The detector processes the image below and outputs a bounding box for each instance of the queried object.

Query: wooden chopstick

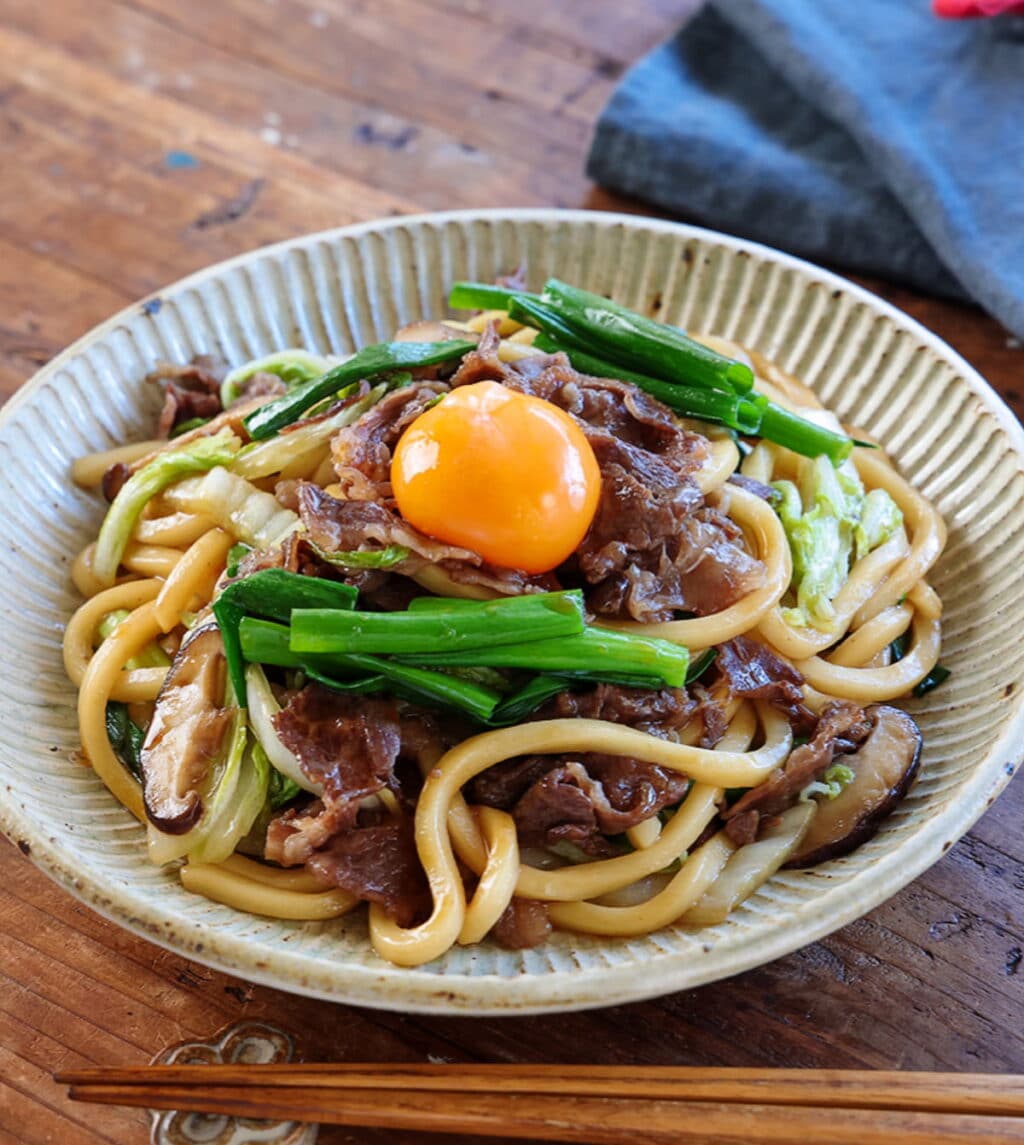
[57,1065,1024,1143]
[56,1064,1024,1116]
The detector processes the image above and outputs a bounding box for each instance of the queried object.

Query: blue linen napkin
[587,0,1024,335]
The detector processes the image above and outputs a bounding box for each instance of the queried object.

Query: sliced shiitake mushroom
[140,622,233,834]
[785,704,922,868]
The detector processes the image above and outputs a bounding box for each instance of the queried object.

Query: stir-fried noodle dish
[65,278,948,965]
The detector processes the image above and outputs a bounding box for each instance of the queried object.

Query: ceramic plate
[2,209,1022,1014]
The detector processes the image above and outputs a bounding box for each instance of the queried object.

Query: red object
[933,0,1024,16]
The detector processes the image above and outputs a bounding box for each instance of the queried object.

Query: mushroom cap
[785,704,922,868]
[140,622,233,834]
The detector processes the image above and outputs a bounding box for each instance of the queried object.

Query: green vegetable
[540,279,754,394]
[889,635,951,696]
[105,701,145,779]
[774,457,902,631]
[757,404,853,466]
[449,278,857,461]
[488,675,570,725]
[244,663,318,794]
[799,762,856,803]
[531,331,766,433]
[230,382,383,481]
[399,626,689,689]
[97,610,171,669]
[855,489,904,560]
[169,416,210,438]
[220,349,333,408]
[310,544,411,570]
[685,648,717,684]
[239,618,501,722]
[913,664,952,697]
[213,569,359,703]
[266,754,303,810]
[448,282,540,311]
[290,590,586,656]
[93,429,240,587]
[243,341,476,440]
[225,542,253,578]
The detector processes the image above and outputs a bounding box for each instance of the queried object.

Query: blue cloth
[587,1,1024,335]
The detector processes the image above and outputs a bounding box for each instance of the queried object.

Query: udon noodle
[64,291,946,967]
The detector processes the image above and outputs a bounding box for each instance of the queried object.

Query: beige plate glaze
[1,209,1022,1015]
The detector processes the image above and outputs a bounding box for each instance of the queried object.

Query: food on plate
[64,277,947,966]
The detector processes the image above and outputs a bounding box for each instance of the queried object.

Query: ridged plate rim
[1,207,1022,1015]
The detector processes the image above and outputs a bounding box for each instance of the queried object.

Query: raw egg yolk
[391,381,601,574]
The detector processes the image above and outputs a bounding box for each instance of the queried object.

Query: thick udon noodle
[64,324,946,966]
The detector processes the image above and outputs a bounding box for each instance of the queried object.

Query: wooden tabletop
[2,2,1023,1142]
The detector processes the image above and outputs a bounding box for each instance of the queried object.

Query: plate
[2,208,1022,1014]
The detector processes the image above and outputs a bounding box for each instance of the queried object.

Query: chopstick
[56,1065,1024,1145]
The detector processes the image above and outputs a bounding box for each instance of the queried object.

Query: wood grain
[0,2,1022,1143]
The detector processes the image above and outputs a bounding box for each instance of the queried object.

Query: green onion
[488,675,569,725]
[238,618,500,721]
[685,648,717,684]
[213,570,359,702]
[243,341,475,440]
[758,404,853,466]
[448,282,538,311]
[237,617,304,669]
[532,331,766,433]
[913,664,951,697]
[888,632,950,697]
[542,278,755,395]
[290,591,586,656]
[451,278,856,462]
[507,295,601,354]
[398,627,689,689]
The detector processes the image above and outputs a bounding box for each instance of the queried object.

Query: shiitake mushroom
[139,623,233,834]
[785,704,922,868]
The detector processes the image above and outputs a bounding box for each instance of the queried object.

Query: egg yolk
[391,381,601,574]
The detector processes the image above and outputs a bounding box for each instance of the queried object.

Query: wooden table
[2,2,1022,1142]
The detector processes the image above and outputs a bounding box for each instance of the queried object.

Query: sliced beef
[470,681,705,854]
[102,462,131,502]
[534,682,714,740]
[722,700,874,845]
[231,370,287,403]
[307,819,430,927]
[690,683,729,749]
[317,335,765,620]
[297,481,476,569]
[148,355,226,438]
[471,749,691,855]
[506,755,690,856]
[438,560,559,597]
[448,321,515,388]
[271,687,401,832]
[714,636,817,735]
[265,797,353,867]
[330,380,449,501]
[498,358,764,622]
[491,898,552,950]
[727,473,778,502]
